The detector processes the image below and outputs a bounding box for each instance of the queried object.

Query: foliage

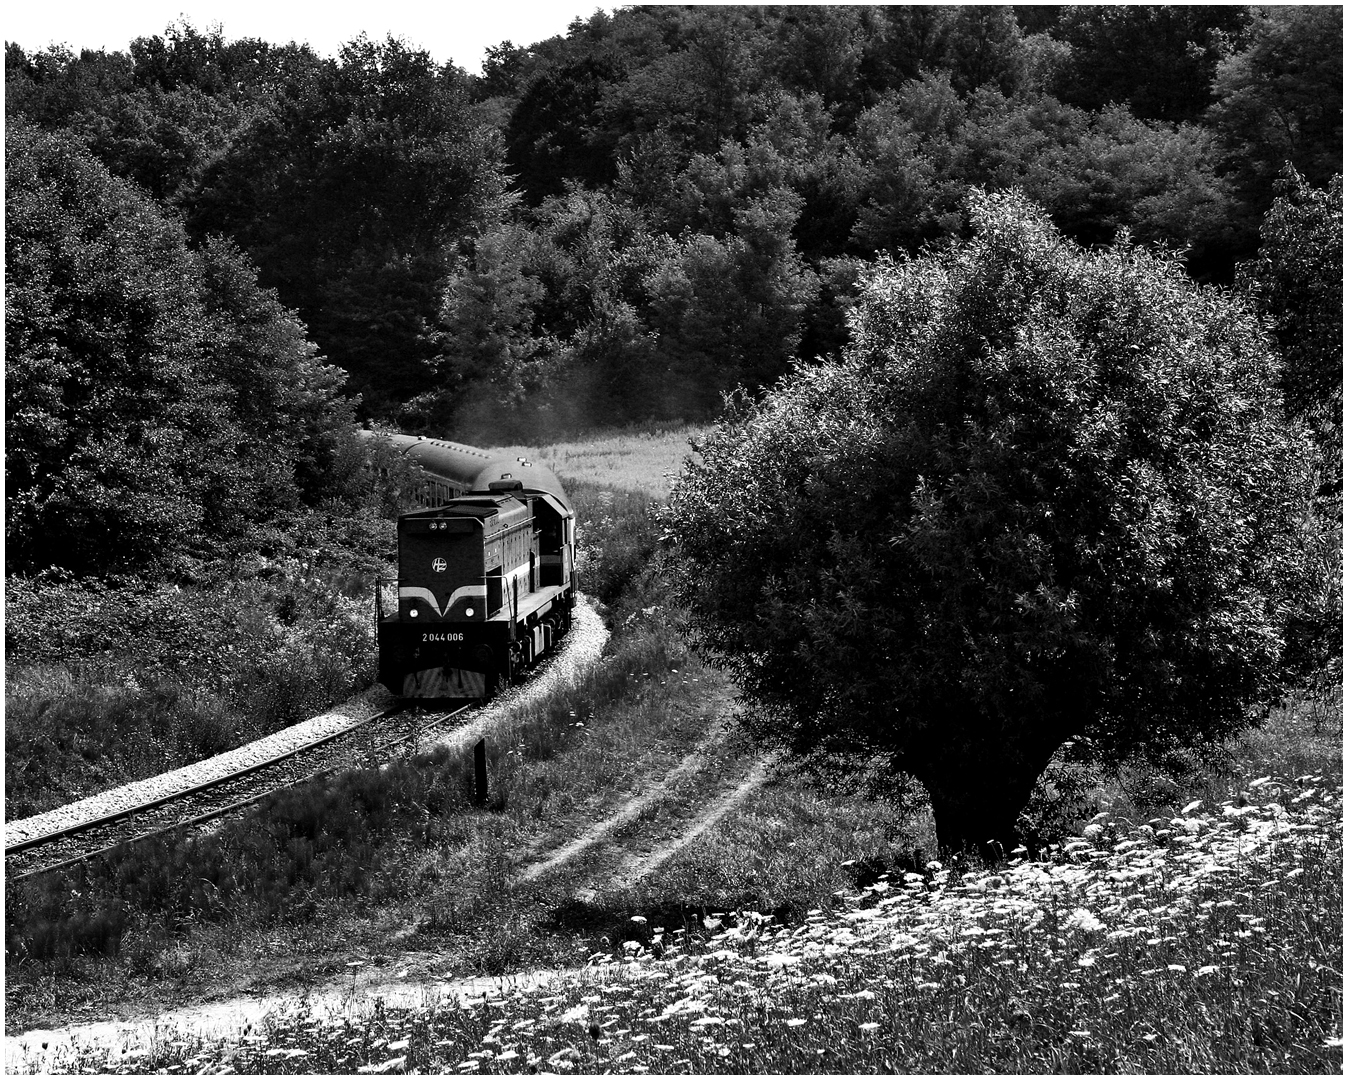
[11,8,1342,428]
[1049,6,1248,123]
[567,483,662,610]
[185,35,510,408]
[3,500,695,962]
[1239,167,1343,702]
[5,26,324,202]
[1208,5,1343,213]
[662,190,1319,853]
[1240,168,1343,444]
[2,433,1339,1071]
[7,119,222,571]
[5,120,357,574]
[848,75,1238,277]
[5,564,380,818]
[420,183,818,435]
[13,762,1342,1073]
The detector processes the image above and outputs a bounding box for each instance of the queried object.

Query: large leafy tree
[6,27,321,204]
[6,121,353,574]
[1208,6,1343,216]
[1241,168,1343,441]
[1240,168,1343,694]
[1051,6,1249,123]
[849,75,1237,276]
[187,35,508,409]
[663,190,1317,854]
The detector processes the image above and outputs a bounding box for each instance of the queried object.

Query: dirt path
[9,736,780,1071]
[591,755,775,894]
[507,697,777,904]
[514,728,724,884]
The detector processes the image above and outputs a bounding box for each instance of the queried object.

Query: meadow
[14,705,1342,1073]
[486,422,703,499]
[4,511,392,820]
[5,424,1341,1074]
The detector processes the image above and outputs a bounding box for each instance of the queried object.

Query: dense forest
[5,4,1343,574]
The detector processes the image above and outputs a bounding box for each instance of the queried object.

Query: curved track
[5,706,474,883]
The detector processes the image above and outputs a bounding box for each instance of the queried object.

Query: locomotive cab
[366,430,577,704]
[398,496,531,624]
[377,488,576,702]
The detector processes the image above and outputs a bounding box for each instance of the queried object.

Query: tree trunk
[922,755,1050,859]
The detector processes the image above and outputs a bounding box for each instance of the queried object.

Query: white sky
[4,0,615,75]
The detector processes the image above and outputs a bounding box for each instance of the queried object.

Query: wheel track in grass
[9,740,780,1072]
[570,754,777,900]
[513,724,778,897]
[515,727,727,884]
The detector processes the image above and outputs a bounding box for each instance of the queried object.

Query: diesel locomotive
[366,432,577,701]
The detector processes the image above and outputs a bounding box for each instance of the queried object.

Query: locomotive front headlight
[409,608,420,618]
[464,606,475,618]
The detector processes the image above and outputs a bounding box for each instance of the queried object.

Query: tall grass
[6,564,381,819]
[3,469,699,996]
[20,761,1339,1074]
[6,427,1340,1073]
[6,465,675,977]
[3,428,680,820]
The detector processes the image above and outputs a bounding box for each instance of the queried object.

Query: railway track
[5,705,475,883]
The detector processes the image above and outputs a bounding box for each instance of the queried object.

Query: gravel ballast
[3,687,391,850]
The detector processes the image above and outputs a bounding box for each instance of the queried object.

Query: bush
[569,482,662,609]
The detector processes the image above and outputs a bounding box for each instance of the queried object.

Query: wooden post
[474,738,488,806]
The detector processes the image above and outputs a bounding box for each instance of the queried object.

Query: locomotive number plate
[421,632,465,642]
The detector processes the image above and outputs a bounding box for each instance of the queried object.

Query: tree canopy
[662,190,1319,853]
[8,8,1341,431]
[5,120,356,575]
[1241,168,1343,447]
[1208,6,1343,216]
[185,35,511,409]
[1239,167,1343,697]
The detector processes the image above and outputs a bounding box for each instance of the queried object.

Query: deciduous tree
[188,35,508,409]
[6,121,354,574]
[1208,6,1343,212]
[1240,168,1342,693]
[663,190,1317,854]
[1241,168,1343,437]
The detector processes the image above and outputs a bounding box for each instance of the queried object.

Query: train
[364,431,578,702]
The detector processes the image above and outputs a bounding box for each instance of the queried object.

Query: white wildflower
[1064,908,1105,933]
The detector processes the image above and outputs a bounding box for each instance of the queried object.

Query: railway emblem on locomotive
[432,557,447,572]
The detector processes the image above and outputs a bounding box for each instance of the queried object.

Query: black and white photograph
[5,2,1342,1072]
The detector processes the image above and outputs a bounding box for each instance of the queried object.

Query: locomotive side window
[485,568,503,614]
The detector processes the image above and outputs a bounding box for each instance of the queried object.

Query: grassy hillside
[5,517,393,820]
[5,424,1342,1074]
